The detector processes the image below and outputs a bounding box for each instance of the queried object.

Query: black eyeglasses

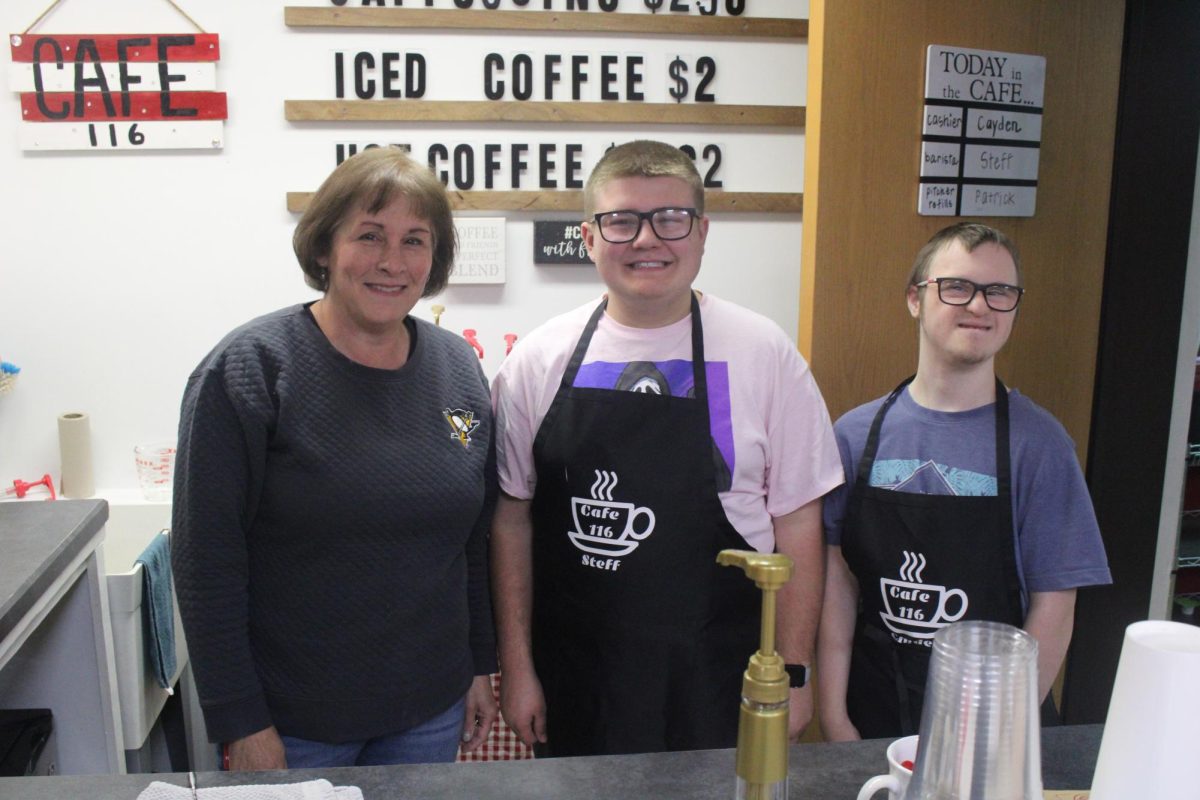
[592,207,698,243]
[914,277,1025,312]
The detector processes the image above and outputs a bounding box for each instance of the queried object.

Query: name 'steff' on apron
[528,295,760,756]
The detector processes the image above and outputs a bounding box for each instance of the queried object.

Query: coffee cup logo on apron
[879,550,969,642]
[568,469,657,568]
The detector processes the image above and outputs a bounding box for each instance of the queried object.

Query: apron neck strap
[857,376,915,486]
[559,298,609,392]
[687,292,707,399]
[559,293,708,401]
[856,375,1012,494]
[993,376,1011,497]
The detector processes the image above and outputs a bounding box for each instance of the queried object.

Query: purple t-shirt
[822,387,1111,597]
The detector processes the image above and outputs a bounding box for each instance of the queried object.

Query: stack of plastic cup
[904,620,1042,800]
[134,441,176,502]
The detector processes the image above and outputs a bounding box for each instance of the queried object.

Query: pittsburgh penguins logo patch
[443,408,480,448]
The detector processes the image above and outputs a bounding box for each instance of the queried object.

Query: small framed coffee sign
[449,217,505,284]
[534,220,593,265]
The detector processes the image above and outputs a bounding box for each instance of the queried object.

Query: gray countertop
[0,503,1107,796]
[0,724,1103,799]
[0,499,108,644]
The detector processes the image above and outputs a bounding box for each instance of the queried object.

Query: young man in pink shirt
[490,140,844,756]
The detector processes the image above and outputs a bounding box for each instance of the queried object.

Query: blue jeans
[279,697,465,767]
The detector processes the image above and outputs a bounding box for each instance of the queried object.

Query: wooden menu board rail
[286,190,802,214]
[285,99,803,127]
[283,7,807,39]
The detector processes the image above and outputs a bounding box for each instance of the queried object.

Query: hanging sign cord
[22,0,65,34]
[162,0,206,33]
[22,0,206,35]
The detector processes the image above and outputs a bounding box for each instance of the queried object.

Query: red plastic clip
[5,473,56,501]
[504,333,518,356]
[463,329,484,360]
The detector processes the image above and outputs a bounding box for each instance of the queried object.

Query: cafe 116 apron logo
[8,33,227,151]
[569,470,656,571]
[880,550,968,643]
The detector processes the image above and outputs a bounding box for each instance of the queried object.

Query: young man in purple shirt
[817,222,1111,740]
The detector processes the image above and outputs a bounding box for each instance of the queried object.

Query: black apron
[529,295,760,756]
[841,376,1026,739]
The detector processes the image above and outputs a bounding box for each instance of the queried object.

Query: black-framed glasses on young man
[914,277,1025,312]
[592,207,698,243]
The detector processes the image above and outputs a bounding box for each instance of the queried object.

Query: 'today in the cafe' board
[8,32,227,151]
[919,44,1045,217]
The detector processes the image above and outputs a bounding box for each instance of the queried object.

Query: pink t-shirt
[493,294,844,552]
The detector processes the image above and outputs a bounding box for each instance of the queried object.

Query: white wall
[0,0,806,494]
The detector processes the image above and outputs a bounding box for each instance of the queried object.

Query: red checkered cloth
[457,673,535,761]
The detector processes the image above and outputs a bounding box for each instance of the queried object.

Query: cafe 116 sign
[8,33,227,151]
[919,45,1045,217]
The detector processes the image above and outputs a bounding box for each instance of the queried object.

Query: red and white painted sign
[8,32,226,151]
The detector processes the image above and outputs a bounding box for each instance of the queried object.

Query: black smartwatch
[784,663,809,688]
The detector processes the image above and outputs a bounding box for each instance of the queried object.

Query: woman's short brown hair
[293,147,457,296]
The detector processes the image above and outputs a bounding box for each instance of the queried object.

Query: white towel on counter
[136,778,363,800]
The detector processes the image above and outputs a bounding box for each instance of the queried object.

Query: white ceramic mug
[857,735,917,800]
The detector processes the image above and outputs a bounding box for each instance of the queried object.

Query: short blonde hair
[293,148,457,296]
[583,140,704,219]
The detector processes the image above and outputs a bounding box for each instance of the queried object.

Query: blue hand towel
[135,530,177,692]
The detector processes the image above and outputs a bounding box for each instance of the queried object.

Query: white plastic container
[101,501,187,750]
[1090,621,1200,800]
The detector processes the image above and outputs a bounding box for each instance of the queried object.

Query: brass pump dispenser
[717,549,794,800]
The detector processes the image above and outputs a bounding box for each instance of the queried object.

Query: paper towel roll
[58,412,95,498]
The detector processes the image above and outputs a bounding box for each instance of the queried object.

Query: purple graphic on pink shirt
[574,360,734,490]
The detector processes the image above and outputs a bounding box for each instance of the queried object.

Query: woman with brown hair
[172,148,497,770]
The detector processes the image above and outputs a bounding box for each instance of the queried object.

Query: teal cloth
[135,530,177,691]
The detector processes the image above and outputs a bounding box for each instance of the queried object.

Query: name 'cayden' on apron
[841,376,1054,740]
[529,295,760,756]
